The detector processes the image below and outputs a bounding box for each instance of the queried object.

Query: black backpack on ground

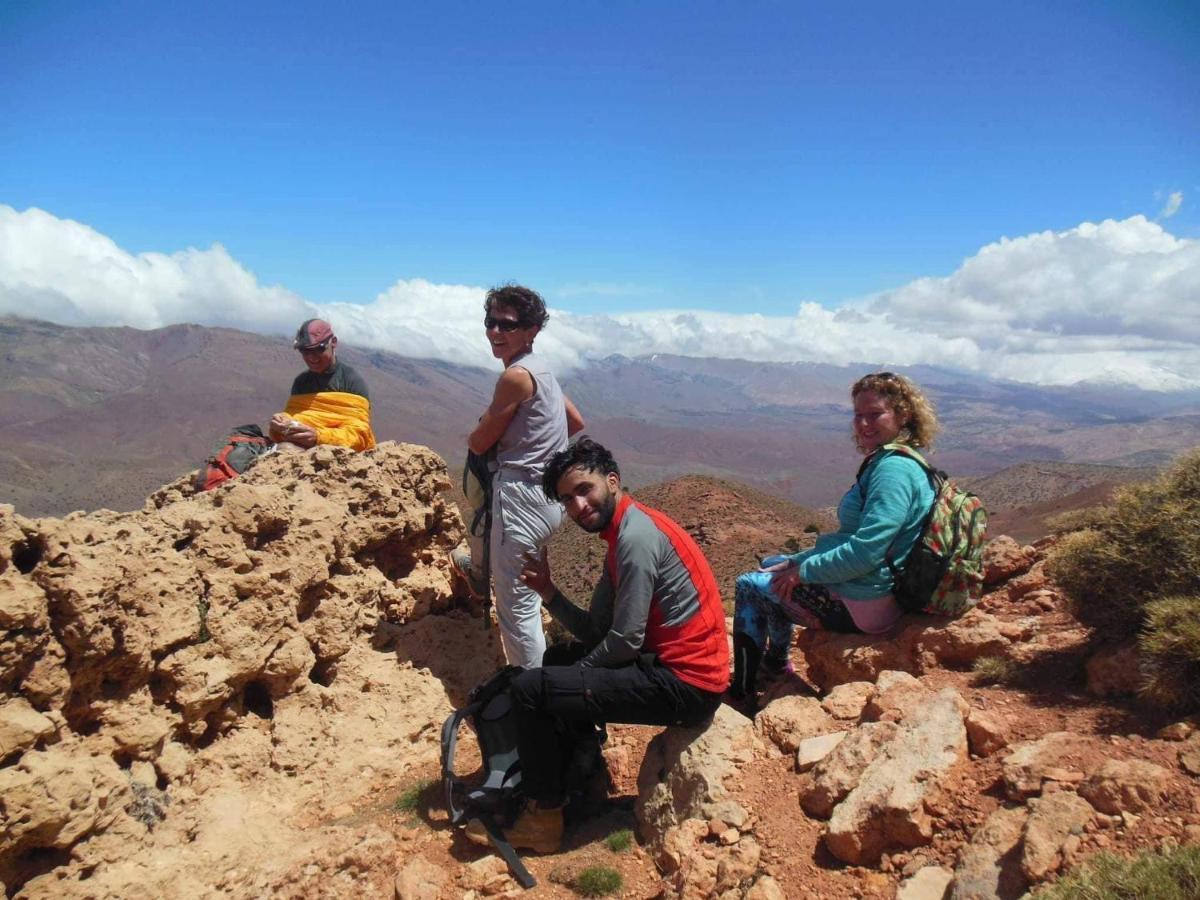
[441,666,535,887]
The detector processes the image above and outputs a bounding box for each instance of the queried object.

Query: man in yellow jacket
[269,318,376,452]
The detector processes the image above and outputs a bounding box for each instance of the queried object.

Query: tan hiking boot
[464,801,564,854]
[450,548,488,599]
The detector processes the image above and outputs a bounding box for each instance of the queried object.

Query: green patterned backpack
[858,444,988,617]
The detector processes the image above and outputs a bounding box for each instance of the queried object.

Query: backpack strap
[441,702,480,826]
[476,815,537,889]
[854,444,942,576]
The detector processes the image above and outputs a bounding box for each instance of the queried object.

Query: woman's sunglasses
[484,316,526,333]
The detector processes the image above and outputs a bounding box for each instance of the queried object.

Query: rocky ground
[2,446,1198,899]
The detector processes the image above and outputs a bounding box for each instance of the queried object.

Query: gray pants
[490,476,563,668]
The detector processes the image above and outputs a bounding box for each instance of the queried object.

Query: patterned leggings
[732,570,861,663]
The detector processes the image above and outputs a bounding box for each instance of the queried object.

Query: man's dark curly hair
[541,437,620,501]
[485,283,550,329]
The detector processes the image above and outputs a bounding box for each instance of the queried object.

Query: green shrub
[1138,595,1200,710]
[1036,845,1200,899]
[575,866,622,897]
[1047,449,1200,630]
[972,656,1019,686]
[605,828,633,852]
[1044,505,1110,535]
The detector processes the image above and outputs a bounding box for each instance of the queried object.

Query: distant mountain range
[2,317,1196,518]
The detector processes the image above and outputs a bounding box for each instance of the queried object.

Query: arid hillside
[4,317,1197,518]
[5,443,1200,899]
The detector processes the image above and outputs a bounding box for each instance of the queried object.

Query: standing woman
[453,285,585,668]
[729,372,938,708]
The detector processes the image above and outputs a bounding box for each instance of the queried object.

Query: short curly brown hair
[485,284,550,330]
[851,372,940,452]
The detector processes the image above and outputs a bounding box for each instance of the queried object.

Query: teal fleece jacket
[791,449,936,601]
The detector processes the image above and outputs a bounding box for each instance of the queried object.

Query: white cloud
[1,204,1198,391]
[1160,190,1183,219]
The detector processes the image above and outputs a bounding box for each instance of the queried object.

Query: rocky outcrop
[797,609,1028,691]
[0,443,483,894]
[983,536,1038,586]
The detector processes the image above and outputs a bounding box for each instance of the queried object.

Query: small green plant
[197,597,211,642]
[803,523,821,534]
[972,656,1019,686]
[784,535,801,552]
[392,778,435,817]
[1036,845,1200,899]
[575,866,622,897]
[604,828,633,852]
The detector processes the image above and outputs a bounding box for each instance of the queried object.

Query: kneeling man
[269,318,376,451]
[471,438,729,853]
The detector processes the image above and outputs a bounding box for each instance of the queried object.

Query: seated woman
[729,372,939,708]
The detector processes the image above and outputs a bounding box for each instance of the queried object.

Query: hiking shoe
[450,548,488,599]
[465,801,564,854]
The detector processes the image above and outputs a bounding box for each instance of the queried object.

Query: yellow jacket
[281,391,376,452]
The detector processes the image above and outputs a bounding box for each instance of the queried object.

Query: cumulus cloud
[1159,190,1183,219]
[1,204,1198,390]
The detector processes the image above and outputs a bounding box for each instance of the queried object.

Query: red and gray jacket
[546,494,730,693]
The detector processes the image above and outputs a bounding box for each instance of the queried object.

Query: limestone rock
[1078,759,1172,814]
[394,856,447,900]
[461,855,515,894]
[0,443,471,886]
[1005,563,1049,602]
[0,697,55,759]
[914,611,1013,669]
[756,695,839,753]
[824,688,968,864]
[1021,791,1095,881]
[1179,733,1200,776]
[0,747,130,870]
[965,708,1009,757]
[1001,732,1090,800]
[796,732,848,773]
[862,670,951,723]
[801,721,898,819]
[1085,643,1142,698]
[796,627,919,691]
[898,865,954,900]
[950,806,1029,900]
[635,704,756,852]
[744,874,786,900]
[983,536,1038,586]
[821,681,874,720]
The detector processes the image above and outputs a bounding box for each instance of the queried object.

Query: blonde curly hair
[851,372,940,453]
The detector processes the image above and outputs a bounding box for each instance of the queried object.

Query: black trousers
[509,642,723,805]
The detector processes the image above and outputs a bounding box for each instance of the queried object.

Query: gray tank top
[496,351,568,475]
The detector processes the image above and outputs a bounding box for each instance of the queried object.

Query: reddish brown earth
[6,440,1200,899]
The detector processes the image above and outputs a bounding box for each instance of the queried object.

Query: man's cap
[293,318,335,350]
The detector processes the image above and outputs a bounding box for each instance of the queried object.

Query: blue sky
[2,1,1196,312]
[1,2,1198,389]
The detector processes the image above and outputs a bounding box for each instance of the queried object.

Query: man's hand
[520,548,556,601]
[268,413,291,442]
[286,423,318,448]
